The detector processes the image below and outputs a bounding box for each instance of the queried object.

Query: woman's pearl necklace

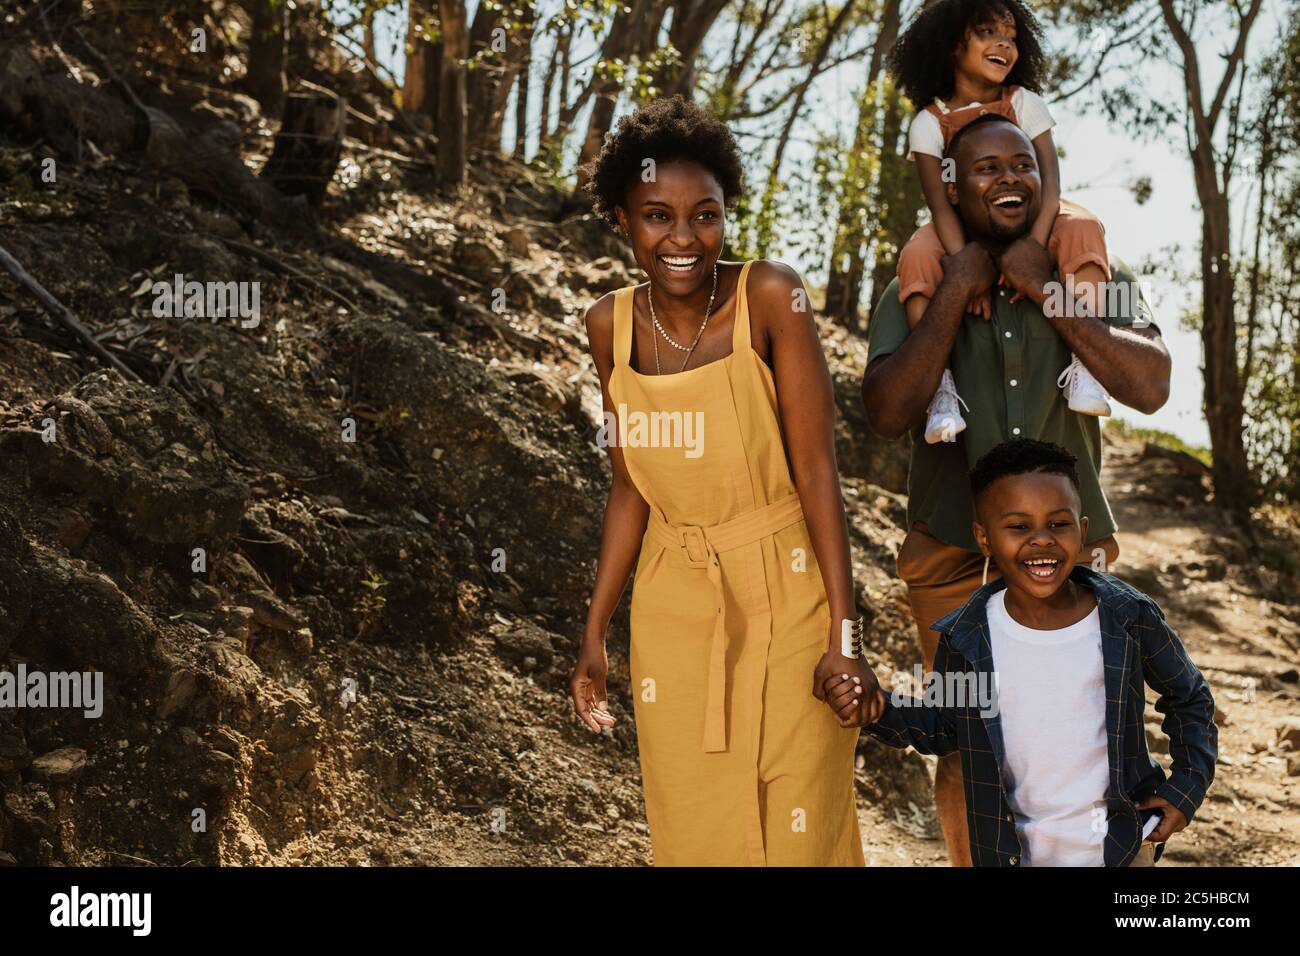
[649,262,718,375]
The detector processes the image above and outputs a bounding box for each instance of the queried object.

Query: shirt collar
[933,564,1143,659]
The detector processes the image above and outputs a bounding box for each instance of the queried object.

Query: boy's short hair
[969,439,1081,499]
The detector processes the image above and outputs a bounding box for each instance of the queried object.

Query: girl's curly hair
[580,95,745,232]
[888,0,1048,110]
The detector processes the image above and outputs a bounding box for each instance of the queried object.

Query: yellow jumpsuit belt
[645,493,807,753]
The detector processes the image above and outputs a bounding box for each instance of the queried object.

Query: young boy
[827,439,1217,866]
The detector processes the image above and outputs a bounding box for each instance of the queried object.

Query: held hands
[812,640,885,728]
[822,669,887,727]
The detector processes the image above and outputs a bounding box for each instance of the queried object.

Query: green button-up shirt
[866,257,1156,553]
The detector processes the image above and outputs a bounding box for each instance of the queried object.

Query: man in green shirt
[861,115,1172,866]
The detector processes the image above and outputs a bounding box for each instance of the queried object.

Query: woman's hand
[823,670,887,727]
[570,634,617,734]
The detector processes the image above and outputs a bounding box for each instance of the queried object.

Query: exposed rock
[29,747,87,785]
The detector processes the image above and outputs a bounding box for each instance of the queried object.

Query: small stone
[29,746,87,784]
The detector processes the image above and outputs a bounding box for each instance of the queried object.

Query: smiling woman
[567,96,874,866]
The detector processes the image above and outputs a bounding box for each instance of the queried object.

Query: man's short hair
[943,112,1023,164]
[969,439,1081,499]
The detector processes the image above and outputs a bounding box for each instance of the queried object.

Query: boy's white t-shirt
[986,588,1109,867]
[906,87,1056,161]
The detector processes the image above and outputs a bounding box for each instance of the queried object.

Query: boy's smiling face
[973,470,1089,599]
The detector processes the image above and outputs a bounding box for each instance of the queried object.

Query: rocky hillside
[0,11,1295,866]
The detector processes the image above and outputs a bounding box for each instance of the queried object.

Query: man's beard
[984,207,1033,243]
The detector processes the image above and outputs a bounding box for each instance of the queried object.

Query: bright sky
[359,0,1290,449]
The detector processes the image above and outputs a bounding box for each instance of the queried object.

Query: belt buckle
[675,526,711,568]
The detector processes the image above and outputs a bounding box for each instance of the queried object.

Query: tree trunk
[866,86,919,314]
[514,17,535,160]
[826,0,900,326]
[716,0,779,119]
[262,82,345,205]
[574,0,654,189]
[362,5,377,65]
[1158,0,1261,515]
[537,17,572,165]
[436,0,470,187]
[655,0,728,98]
[756,0,858,255]
[401,0,439,120]
[1198,176,1251,513]
[466,1,503,145]
[480,6,540,150]
[245,0,288,118]
[539,26,559,143]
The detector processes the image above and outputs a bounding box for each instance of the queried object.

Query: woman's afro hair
[888,0,1048,110]
[580,95,745,232]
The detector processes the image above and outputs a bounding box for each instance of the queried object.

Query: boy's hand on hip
[1136,795,1188,843]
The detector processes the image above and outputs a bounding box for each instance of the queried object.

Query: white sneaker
[924,368,969,444]
[1057,353,1111,416]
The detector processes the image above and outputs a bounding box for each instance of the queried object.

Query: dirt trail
[857,431,1300,868]
[1103,435,1300,865]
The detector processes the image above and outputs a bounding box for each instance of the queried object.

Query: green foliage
[1105,417,1211,466]
[1239,5,1300,502]
[1130,175,1153,205]
[357,570,388,615]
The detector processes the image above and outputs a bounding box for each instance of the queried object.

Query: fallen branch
[0,242,142,381]
[214,237,362,313]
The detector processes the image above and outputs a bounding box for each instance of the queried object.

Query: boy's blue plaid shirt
[866,565,1217,866]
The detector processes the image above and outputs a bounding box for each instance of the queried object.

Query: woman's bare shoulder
[744,259,808,321]
[585,289,617,325]
[745,258,803,291]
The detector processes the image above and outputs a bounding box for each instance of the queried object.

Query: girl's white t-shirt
[906,87,1056,161]
[986,588,1108,867]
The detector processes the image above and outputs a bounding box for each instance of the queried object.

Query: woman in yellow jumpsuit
[570,97,881,866]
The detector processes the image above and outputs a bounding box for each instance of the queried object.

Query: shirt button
[1009,856,1019,866]
[1012,427,1021,436]
[1009,379,1018,387]
[1004,331,1012,338]
[1007,814,1014,823]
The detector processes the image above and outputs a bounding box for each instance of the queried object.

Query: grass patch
[1105,417,1212,466]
